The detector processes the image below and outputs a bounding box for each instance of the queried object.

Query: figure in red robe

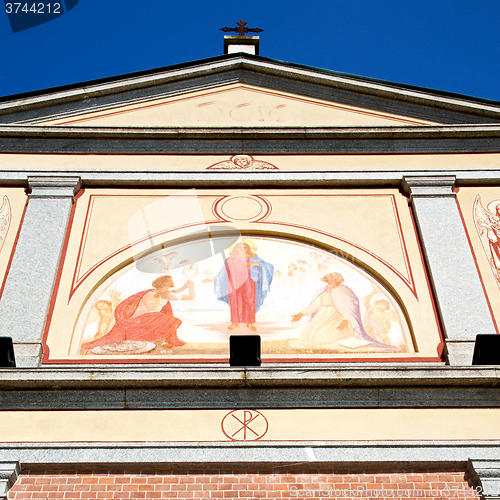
[81,275,195,350]
[205,240,273,331]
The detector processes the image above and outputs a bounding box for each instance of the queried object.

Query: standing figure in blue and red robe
[211,240,273,331]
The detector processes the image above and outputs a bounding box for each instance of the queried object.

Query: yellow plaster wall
[1,408,499,442]
[40,84,438,127]
[1,153,500,172]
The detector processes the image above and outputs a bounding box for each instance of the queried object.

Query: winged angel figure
[0,196,11,253]
[473,195,500,282]
[206,155,278,170]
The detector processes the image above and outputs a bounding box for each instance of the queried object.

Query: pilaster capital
[467,459,500,500]
[402,175,456,199]
[0,462,20,499]
[28,176,81,201]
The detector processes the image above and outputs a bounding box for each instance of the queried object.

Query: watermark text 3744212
[3,0,79,32]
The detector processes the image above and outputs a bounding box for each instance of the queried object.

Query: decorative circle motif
[219,196,264,221]
[221,410,269,441]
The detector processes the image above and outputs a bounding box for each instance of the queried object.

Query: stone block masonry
[7,469,477,499]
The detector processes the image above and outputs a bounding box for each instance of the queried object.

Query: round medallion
[221,409,269,441]
[219,196,264,221]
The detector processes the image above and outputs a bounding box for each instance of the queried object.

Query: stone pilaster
[468,460,500,500]
[402,175,496,365]
[0,176,81,367]
[0,462,19,500]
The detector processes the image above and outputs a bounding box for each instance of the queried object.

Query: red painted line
[0,191,28,300]
[41,188,85,364]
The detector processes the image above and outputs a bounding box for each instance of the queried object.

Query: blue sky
[1,0,500,101]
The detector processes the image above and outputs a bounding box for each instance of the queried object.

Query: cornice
[0,170,500,189]
[2,124,500,138]
[0,365,498,390]
[0,365,500,410]
[0,125,500,155]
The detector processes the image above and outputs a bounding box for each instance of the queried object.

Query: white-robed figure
[291,272,390,348]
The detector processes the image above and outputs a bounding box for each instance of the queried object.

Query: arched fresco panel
[70,236,413,362]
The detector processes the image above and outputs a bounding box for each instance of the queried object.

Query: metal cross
[220,20,263,37]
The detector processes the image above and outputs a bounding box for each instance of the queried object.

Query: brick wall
[8,469,477,499]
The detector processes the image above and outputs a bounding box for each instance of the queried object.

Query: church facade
[0,38,500,499]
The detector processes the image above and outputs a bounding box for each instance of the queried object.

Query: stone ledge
[3,124,500,139]
[0,364,498,390]
[0,441,499,469]
[1,385,500,410]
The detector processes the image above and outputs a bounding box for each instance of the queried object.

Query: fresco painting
[0,196,12,253]
[73,237,412,360]
[206,155,279,170]
[474,195,500,285]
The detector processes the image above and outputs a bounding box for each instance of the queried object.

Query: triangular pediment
[2,54,499,128]
[40,84,438,128]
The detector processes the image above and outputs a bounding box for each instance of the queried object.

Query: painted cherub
[287,263,298,277]
[93,288,123,340]
[94,300,114,340]
[363,286,398,345]
[154,251,178,272]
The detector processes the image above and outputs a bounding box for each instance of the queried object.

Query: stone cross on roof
[220,20,263,37]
